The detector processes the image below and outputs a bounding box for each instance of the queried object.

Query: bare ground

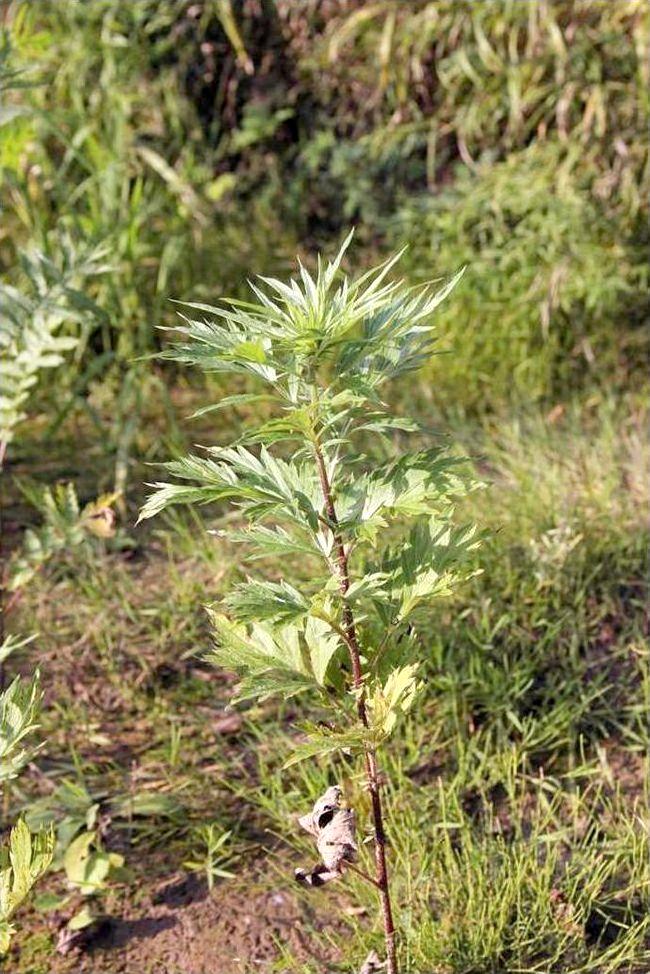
[44,873,343,974]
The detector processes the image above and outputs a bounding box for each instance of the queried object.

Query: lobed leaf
[224,579,311,625]
[206,610,342,703]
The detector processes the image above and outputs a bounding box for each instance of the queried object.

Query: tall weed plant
[140,236,479,971]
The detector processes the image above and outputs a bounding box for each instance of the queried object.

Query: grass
[5,391,648,973]
[391,142,649,410]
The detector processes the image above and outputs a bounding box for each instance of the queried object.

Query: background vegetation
[0,2,648,972]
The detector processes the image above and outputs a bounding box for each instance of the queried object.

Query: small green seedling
[139,233,480,971]
[183,825,234,891]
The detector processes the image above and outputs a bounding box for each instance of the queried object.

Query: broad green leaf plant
[139,233,480,972]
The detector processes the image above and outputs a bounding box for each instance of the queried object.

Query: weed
[139,235,480,971]
[182,824,234,891]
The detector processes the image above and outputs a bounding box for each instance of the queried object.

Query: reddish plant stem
[313,441,398,974]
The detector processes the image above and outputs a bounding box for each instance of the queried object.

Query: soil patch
[47,872,343,974]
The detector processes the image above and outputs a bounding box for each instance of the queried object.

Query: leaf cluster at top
[158,231,464,407]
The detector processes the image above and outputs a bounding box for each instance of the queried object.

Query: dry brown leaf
[359,949,386,973]
[295,785,357,887]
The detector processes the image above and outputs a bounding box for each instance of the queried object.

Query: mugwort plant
[139,234,480,971]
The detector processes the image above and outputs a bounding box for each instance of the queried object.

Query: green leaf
[206,609,343,703]
[62,830,121,895]
[344,572,390,604]
[364,664,422,740]
[190,393,274,418]
[0,921,13,956]
[137,482,223,522]
[282,723,367,769]
[224,524,320,560]
[0,673,43,783]
[376,518,481,623]
[206,611,318,703]
[33,892,68,913]
[354,412,422,435]
[336,450,474,538]
[67,904,95,931]
[207,612,305,673]
[224,579,311,624]
[139,446,320,530]
[335,267,465,384]
[63,831,95,887]
[304,615,341,685]
[234,669,317,703]
[113,792,183,819]
[7,819,32,906]
[0,633,37,666]
[0,820,54,931]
